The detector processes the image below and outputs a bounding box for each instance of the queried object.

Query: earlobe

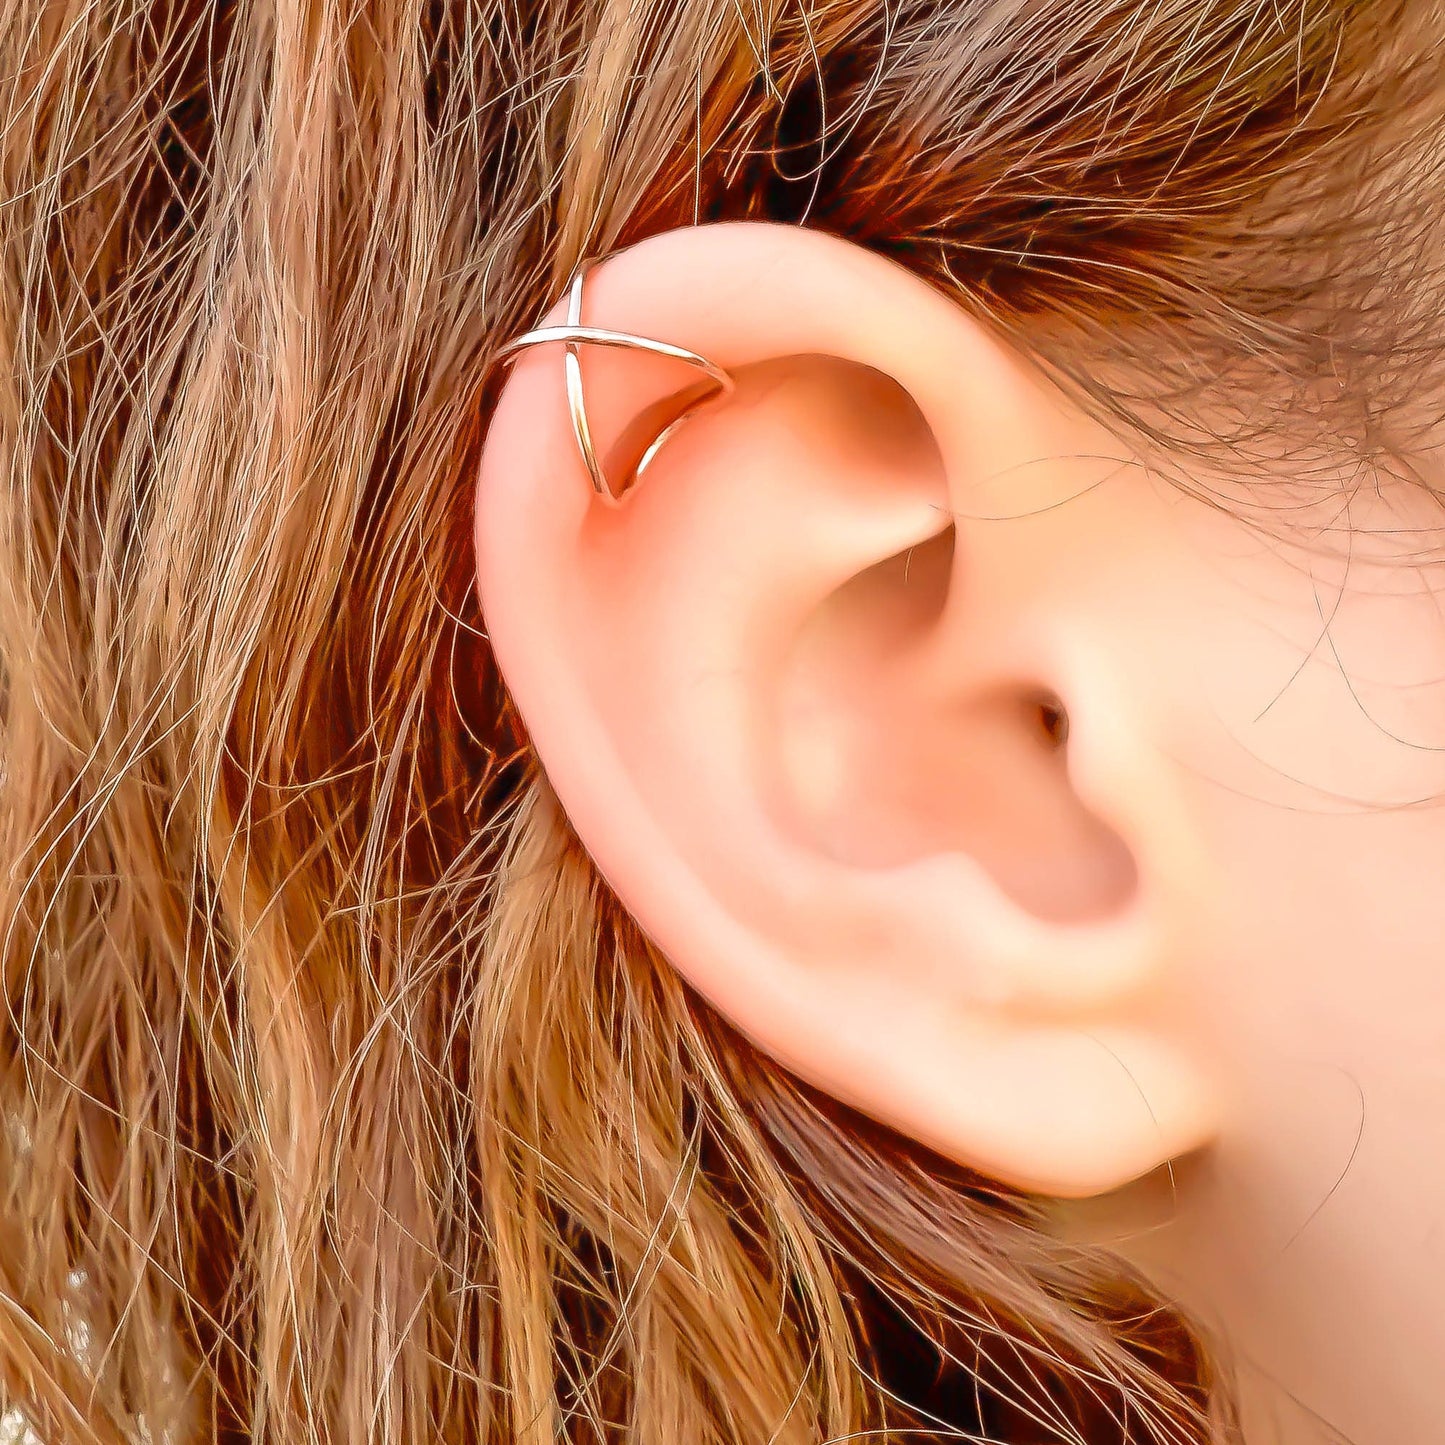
[474,221,1220,1199]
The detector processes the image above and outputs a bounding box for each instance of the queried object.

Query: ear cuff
[492,254,737,505]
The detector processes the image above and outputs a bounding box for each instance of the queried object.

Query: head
[2,1,1443,1443]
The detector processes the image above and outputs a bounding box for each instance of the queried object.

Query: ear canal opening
[776,521,1139,927]
[1035,689,1070,750]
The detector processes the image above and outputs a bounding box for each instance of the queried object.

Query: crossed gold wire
[492,256,737,505]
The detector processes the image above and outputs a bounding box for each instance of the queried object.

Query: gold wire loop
[492,256,737,505]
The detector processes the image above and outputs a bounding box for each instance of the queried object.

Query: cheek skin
[1158,789,1445,1445]
[1045,466,1445,1445]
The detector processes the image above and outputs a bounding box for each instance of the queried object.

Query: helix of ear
[491,256,737,506]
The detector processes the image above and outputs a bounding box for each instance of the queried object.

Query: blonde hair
[2,0,1440,1441]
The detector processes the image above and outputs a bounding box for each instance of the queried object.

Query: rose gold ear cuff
[492,255,737,505]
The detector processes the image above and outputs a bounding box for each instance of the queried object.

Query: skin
[475,220,1445,1444]
[1052,461,1445,1445]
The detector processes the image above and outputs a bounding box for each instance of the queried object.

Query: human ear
[473,221,1219,1199]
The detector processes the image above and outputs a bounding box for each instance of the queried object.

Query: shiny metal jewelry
[492,255,737,505]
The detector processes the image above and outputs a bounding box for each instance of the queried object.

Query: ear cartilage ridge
[492,255,737,505]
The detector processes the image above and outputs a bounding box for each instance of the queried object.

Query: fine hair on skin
[2,1,1442,1442]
